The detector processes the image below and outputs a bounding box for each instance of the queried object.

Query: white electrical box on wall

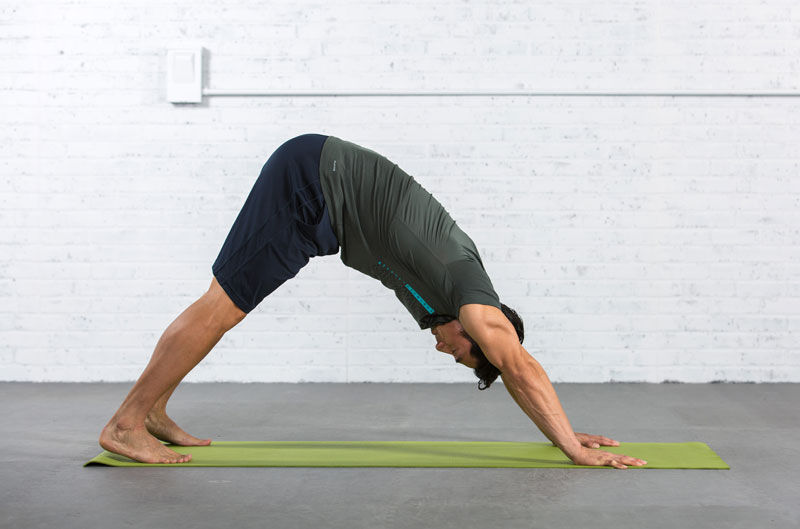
[166,47,204,103]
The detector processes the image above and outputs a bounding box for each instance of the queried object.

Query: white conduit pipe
[202,89,800,97]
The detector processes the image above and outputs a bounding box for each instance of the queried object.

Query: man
[99,134,646,469]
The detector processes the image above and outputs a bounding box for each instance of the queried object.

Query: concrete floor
[0,382,798,529]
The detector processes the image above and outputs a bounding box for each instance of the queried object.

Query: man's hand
[568,446,647,469]
[574,432,620,449]
[568,432,647,469]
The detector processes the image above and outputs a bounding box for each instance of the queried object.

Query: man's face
[431,320,478,369]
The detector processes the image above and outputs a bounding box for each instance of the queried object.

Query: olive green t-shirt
[318,136,500,329]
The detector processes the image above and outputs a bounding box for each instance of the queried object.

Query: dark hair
[462,304,525,391]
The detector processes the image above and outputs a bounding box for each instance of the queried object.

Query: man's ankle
[107,416,141,431]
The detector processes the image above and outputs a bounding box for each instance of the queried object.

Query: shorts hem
[212,270,254,314]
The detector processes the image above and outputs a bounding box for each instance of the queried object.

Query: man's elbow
[493,345,539,381]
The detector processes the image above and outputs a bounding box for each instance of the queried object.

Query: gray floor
[1,382,798,529]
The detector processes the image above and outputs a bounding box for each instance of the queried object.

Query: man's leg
[99,277,246,464]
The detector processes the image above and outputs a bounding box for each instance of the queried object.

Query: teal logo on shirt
[377,260,434,314]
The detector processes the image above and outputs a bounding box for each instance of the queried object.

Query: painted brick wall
[2,1,799,382]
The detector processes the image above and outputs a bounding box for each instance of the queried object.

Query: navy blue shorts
[212,134,339,313]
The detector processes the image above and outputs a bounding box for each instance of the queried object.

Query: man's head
[430,304,525,390]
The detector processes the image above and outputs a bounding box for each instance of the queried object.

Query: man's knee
[205,277,247,332]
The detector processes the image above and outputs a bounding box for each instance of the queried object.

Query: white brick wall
[2,0,799,382]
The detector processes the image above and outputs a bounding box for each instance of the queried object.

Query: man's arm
[459,303,647,469]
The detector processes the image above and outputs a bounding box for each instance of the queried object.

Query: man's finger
[623,456,647,466]
[584,434,619,447]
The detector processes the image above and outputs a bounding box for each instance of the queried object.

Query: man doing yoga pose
[99,134,646,469]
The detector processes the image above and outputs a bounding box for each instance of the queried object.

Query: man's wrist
[559,439,584,459]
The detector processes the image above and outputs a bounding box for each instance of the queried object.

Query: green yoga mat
[85,441,728,469]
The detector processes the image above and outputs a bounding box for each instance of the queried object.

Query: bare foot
[145,411,212,447]
[99,419,192,464]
